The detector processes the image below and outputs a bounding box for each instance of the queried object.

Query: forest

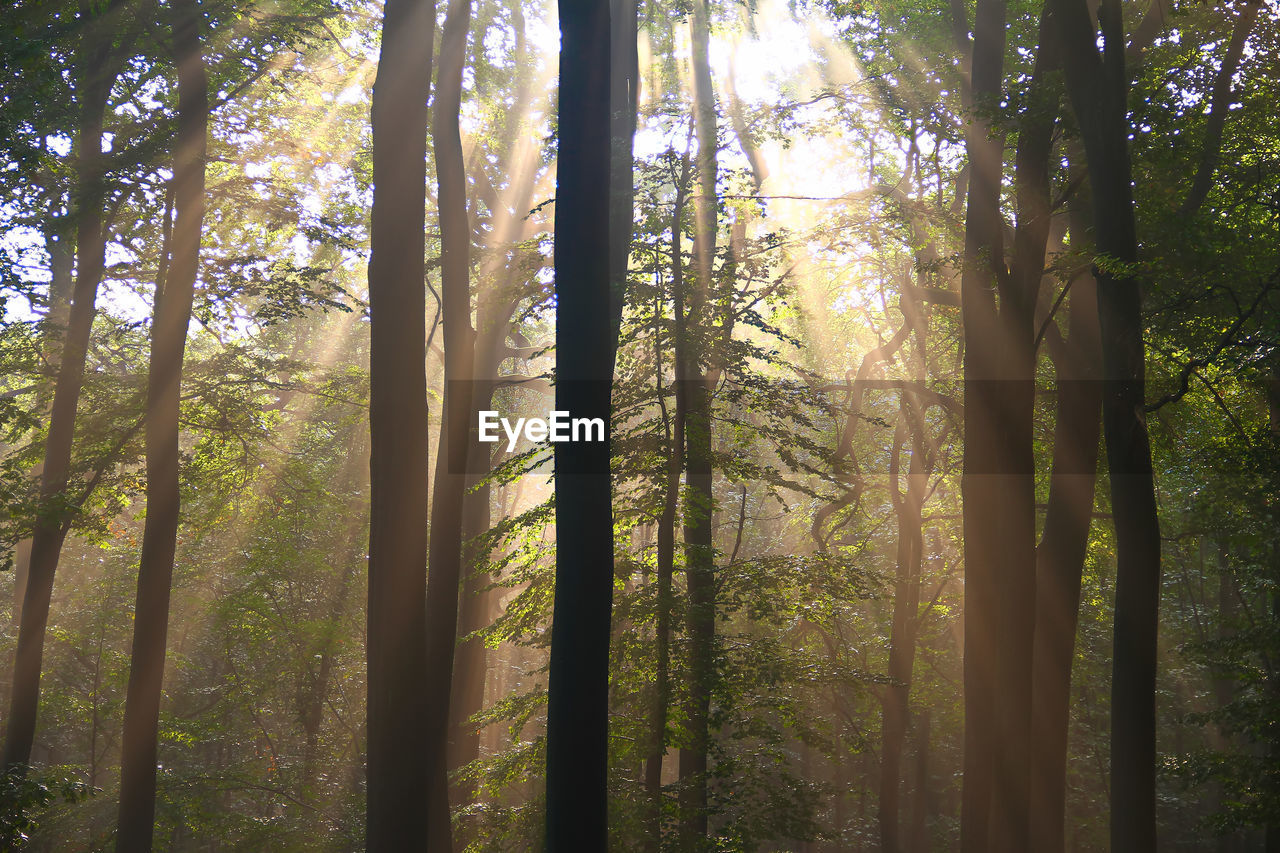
[0,0,1278,849]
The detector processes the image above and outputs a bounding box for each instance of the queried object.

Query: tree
[956,0,1014,843]
[544,0,613,844]
[958,0,1072,846]
[3,0,140,778]
[114,0,208,847]
[1052,0,1164,846]
[677,0,719,842]
[1028,168,1102,853]
[365,0,434,846]
[424,0,474,845]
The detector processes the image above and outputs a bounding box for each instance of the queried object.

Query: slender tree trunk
[1263,368,1280,851]
[425,0,476,846]
[1028,176,1103,853]
[44,218,76,333]
[879,257,932,853]
[957,0,1009,845]
[608,0,640,347]
[446,352,502,848]
[961,1,1064,846]
[447,52,547,817]
[448,414,490,807]
[113,3,207,848]
[1053,0,1163,847]
[2,8,121,776]
[11,220,76,628]
[678,0,719,842]
[366,0,434,846]
[909,708,931,853]
[879,397,927,853]
[447,158,543,829]
[303,439,368,786]
[1179,0,1261,217]
[645,164,691,844]
[994,8,1066,849]
[545,0,613,843]
[1209,543,1245,853]
[984,7,1064,848]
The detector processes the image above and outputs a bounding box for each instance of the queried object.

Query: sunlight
[0,0,1269,847]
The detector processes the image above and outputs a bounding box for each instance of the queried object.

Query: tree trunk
[303,439,368,786]
[879,396,927,853]
[3,9,121,776]
[677,0,719,843]
[447,118,545,833]
[365,0,434,846]
[447,37,550,820]
[11,218,76,628]
[645,159,691,845]
[608,0,640,348]
[909,708,932,853]
[1264,369,1280,851]
[961,1,1064,846]
[1179,0,1261,217]
[1028,173,1102,853]
[1052,0,1163,847]
[957,0,1009,845]
[425,0,476,846]
[448,417,490,811]
[114,2,207,848]
[544,0,614,844]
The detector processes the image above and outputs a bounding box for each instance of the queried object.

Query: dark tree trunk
[1052,0,1163,847]
[991,5,1065,847]
[985,7,1064,848]
[7,0,85,634]
[447,39,548,819]
[425,0,475,847]
[879,396,928,853]
[304,439,368,786]
[114,2,207,848]
[445,339,505,853]
[957,0,1009,846]
[3,9,121,776]
[909,708,932,853]
[645,163,690,846]
[366,0,433,846]
[961,1,1064,846]
[448,410,491,811]
[880,263,933,853]
[447,118,545,828]
[10,215,78,628]
[1264,368,1280,851]
[608,0,639,348]
[545,0,613,843]
[677,0,718,842]
[1028,175,1103,853]
[1179,0,1260,217]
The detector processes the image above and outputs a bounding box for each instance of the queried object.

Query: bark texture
[1180,0,1260,217]
[3,5,122,776]
[677,0,719,841]
[366,0,433,846]
[544,0,614,843]
[1052,0,1164,847]
[114,1,207,847]
[1028,179,1102,853]
[957,0,1011,845]
[424,0,475,846]
[645,157,690,845]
